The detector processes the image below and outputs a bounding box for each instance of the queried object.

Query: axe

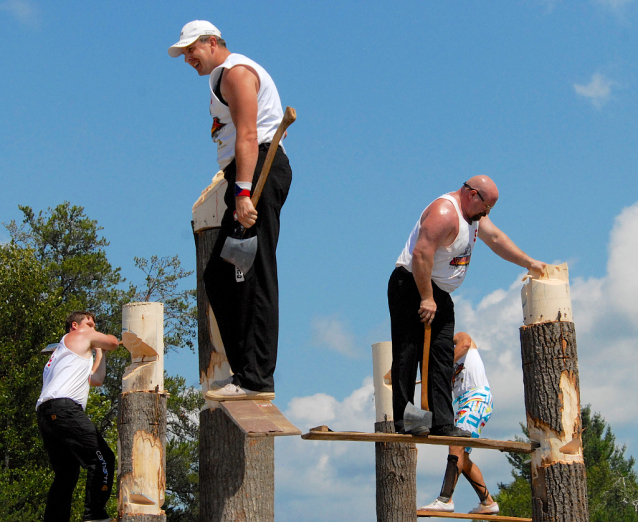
[220,106,297,274]
[403,323,433,435]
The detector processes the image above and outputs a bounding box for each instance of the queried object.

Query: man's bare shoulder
[64,330,92,358]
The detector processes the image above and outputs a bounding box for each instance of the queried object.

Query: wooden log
[375,420,417,522]
[302,429,538,454]
[200,407,274,521]
[122,302,164,393]
[520,321,589,521]
[117,391,167,520]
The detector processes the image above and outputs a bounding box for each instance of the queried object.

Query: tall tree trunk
[118,392,167,522]
[520,321,589,522]
[375,420,417,522]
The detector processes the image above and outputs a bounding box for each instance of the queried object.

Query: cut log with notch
[519,264,589,521]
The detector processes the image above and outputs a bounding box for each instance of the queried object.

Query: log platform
[221,400,301,437]
[301,427,538,454]
[416,511,531,521]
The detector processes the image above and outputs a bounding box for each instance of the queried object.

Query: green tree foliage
[495,406,638,521]
[0,203,200,521]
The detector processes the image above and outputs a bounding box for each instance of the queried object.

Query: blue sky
[2,0,638,519]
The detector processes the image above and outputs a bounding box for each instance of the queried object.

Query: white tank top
[452,348,489,398]
[209,53,285,170]
[396,194,479,293]
[36,335,93,410]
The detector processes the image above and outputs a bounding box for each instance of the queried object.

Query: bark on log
[118,391,167,520]
[375,420,417,522]
[200,407,275,522]
[520,321,589,522]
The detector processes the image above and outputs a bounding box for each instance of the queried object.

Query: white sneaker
[205,383,275,401]
[418,499,454,512]
[469,501,499,514]
[210,376,234,390]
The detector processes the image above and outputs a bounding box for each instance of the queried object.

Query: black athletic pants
[204,143,292,393]
[388,267,456,431]
[36,398,115,522]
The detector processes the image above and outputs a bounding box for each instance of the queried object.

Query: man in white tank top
[169,21,292,400]
[420,332,499,515]
[36,311,119,522]
[389,176,545,437]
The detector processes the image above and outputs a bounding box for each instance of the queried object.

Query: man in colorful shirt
[419,332,499,515]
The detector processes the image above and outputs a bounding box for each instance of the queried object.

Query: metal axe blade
[220,235,258,275]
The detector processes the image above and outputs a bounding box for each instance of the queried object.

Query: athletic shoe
[407,425,430,436]
[418,499,455,512]
[210,376,234,390]
[205,383,275,401]
[469,501,499,514]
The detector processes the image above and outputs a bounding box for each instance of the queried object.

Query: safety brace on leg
[438,454,460,502]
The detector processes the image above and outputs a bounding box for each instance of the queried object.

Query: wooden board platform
[221,400,301,437]
[301,428,537,454]
[417,511,531,521]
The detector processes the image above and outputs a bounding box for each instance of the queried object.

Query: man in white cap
[169,21,292,401]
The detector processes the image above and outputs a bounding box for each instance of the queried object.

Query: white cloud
[574,73,616,109]
[311,315,359,357]
[275,202,638,520]
[594,0,634,10]
[0,0,42,29]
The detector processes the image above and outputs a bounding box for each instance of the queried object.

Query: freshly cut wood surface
[221,400,301,437]
[302,430,537,454]
[417,511,531,521]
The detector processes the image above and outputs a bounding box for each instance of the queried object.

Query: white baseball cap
[168,20,222,57]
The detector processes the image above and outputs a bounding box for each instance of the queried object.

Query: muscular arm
[412,201,459,324]
[89,348,106,387]
[453,332,473,363]
[478,216,546,277]
[222,65,261,228]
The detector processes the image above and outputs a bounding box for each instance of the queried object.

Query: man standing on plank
[36,311,118,522]
[169,21,292,401]
[420,332,499,515]
[389,176,545,436]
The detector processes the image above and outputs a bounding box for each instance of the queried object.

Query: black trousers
[36,398,115,522]
[204,144,292,392]
[388,267,456,430]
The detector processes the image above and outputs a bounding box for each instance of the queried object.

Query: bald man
[389,177,545,436]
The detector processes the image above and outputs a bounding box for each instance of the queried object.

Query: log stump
[375,420,417,522]
[118,391,167,521]
[520,321,589,522]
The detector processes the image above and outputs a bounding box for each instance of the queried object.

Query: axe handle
[251,106,297,206]
[421,324,431,411]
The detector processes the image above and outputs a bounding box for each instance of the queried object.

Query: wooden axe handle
[251,106,296,206]
[421,324,431,411]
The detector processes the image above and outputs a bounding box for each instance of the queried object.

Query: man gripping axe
[169,20,294,401]
[388,176,545,435]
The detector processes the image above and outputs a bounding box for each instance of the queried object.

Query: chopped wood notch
[417,511,531,521]
[221,400,301,437]
[302,429,538,454]
[122,331,159,359]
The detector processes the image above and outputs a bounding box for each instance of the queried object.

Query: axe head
[220,236,258,274]
[403,402,432,435]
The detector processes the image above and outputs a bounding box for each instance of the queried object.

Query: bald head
[460,176,498,221]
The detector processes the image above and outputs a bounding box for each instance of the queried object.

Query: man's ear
[70,321,80,331]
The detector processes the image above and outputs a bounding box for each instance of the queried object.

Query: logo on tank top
[211,117,226,143]
[449,245,472,268]
[452,362,465,387]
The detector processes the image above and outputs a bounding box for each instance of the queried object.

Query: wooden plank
[301,430,537,454]
[221,400,301,437]
[417,511,531,521]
